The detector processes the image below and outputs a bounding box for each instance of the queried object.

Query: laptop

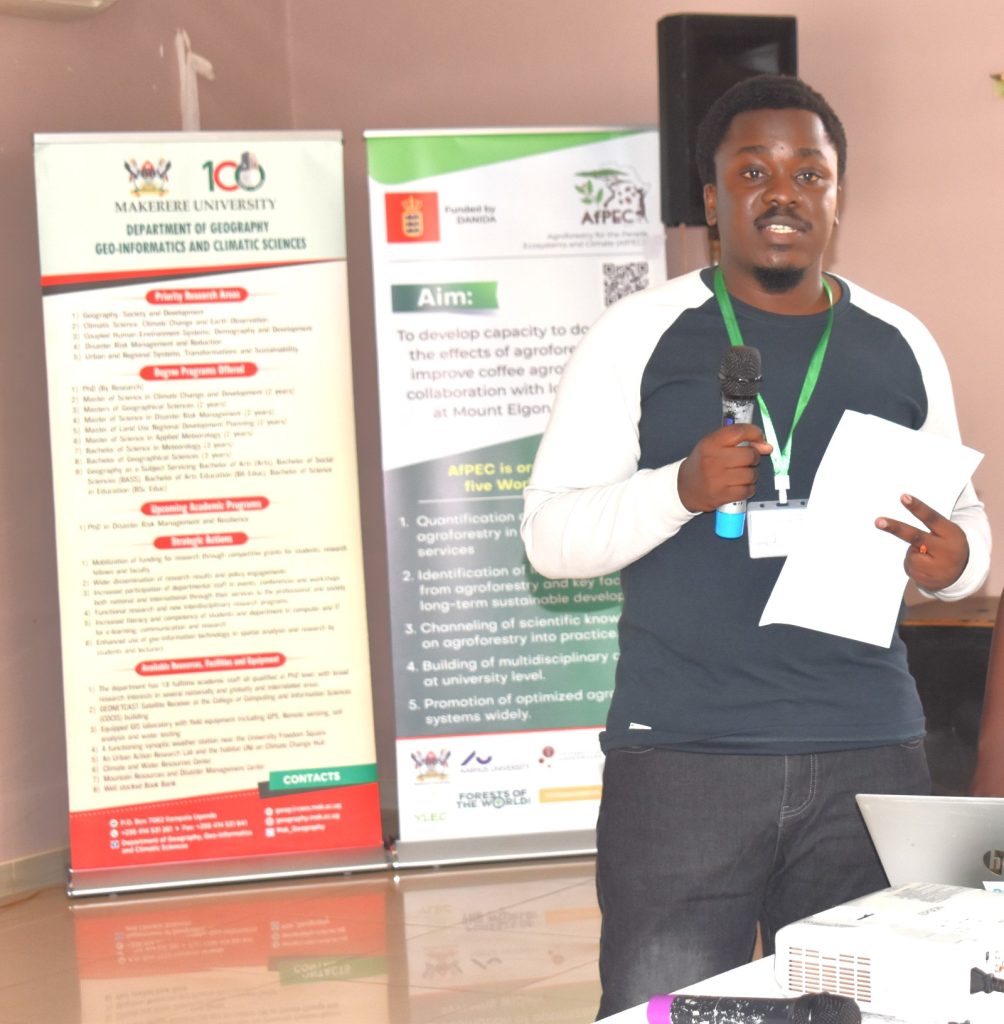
[856,793,1004,890]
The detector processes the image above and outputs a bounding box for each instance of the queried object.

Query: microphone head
[719,345,763,399]
[796,992,862,1024]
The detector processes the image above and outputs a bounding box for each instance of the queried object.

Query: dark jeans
[594,742,930,1019]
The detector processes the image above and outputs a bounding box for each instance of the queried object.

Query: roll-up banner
[34,132,385,896]
[366,128,665,866]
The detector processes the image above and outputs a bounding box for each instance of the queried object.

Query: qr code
[603,261,649,306]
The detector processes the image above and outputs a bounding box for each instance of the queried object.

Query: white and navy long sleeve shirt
[521,267,990,754]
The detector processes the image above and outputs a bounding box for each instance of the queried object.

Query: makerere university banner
[34,131,384,894]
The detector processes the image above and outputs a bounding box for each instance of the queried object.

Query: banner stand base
[67,846,390,898]
[390,829,596,871]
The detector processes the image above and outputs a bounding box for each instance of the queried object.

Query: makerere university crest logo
[412,749,450,782]
[124,158,172,196]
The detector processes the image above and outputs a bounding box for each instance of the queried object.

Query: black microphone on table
[715,345,764,540]
[646,991,862,1024]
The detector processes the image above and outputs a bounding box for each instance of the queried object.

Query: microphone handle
[715,394,757,538]
[667,994,805,1023]
[648,992,861,1024]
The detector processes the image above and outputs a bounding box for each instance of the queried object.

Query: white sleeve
[520,280,704,580]
[932,488,991,601]
[851,285,991,600]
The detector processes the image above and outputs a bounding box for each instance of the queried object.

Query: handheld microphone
[647,991,861,1024]
[715,345,763,539]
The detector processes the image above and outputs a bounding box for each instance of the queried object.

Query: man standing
[520,75,990,1019]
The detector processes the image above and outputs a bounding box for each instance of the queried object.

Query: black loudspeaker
[657,14,798,227]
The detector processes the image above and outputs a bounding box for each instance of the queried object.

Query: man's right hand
[677,424,773,513]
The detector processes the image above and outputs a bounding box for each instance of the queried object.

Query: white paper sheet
[759,411,983,647]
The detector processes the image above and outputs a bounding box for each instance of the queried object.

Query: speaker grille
[785,947,873,1005]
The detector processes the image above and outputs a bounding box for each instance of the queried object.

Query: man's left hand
[875,493,969,592]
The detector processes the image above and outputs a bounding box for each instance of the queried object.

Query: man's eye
[798,170,822,184]
[740,168,765,181]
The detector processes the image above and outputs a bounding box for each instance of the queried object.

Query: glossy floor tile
[0,857,602,1023]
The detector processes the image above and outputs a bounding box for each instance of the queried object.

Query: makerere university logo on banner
[124,157,172,196]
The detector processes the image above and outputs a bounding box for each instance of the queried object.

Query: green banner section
[268,763,378,792]
[366,129,642,185]
[276,956,388,985]
[385,436,622,738]
[391,281,499,313]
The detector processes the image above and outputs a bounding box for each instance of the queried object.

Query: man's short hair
[695,74,847,186]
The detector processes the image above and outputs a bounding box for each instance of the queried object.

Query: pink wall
[0,0,293,869]
[0,0,1000,869]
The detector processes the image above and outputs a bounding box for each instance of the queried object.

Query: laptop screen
[856,793,1004,890]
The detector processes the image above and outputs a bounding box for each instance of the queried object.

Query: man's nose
[762,178,797,207]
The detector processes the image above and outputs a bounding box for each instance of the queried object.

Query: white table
[595,955,992,1023]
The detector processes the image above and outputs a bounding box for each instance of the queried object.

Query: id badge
[747,499,808,559]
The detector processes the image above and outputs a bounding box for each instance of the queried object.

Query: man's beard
[753,265,806,293]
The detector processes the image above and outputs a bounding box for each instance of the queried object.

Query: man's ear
[703,183,717,227]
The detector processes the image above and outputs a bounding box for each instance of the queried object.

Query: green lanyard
[712,266,834,504]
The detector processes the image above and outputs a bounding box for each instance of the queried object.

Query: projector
[774,883,1004,1023]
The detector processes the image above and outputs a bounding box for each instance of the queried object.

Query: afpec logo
[575,167,648,225]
